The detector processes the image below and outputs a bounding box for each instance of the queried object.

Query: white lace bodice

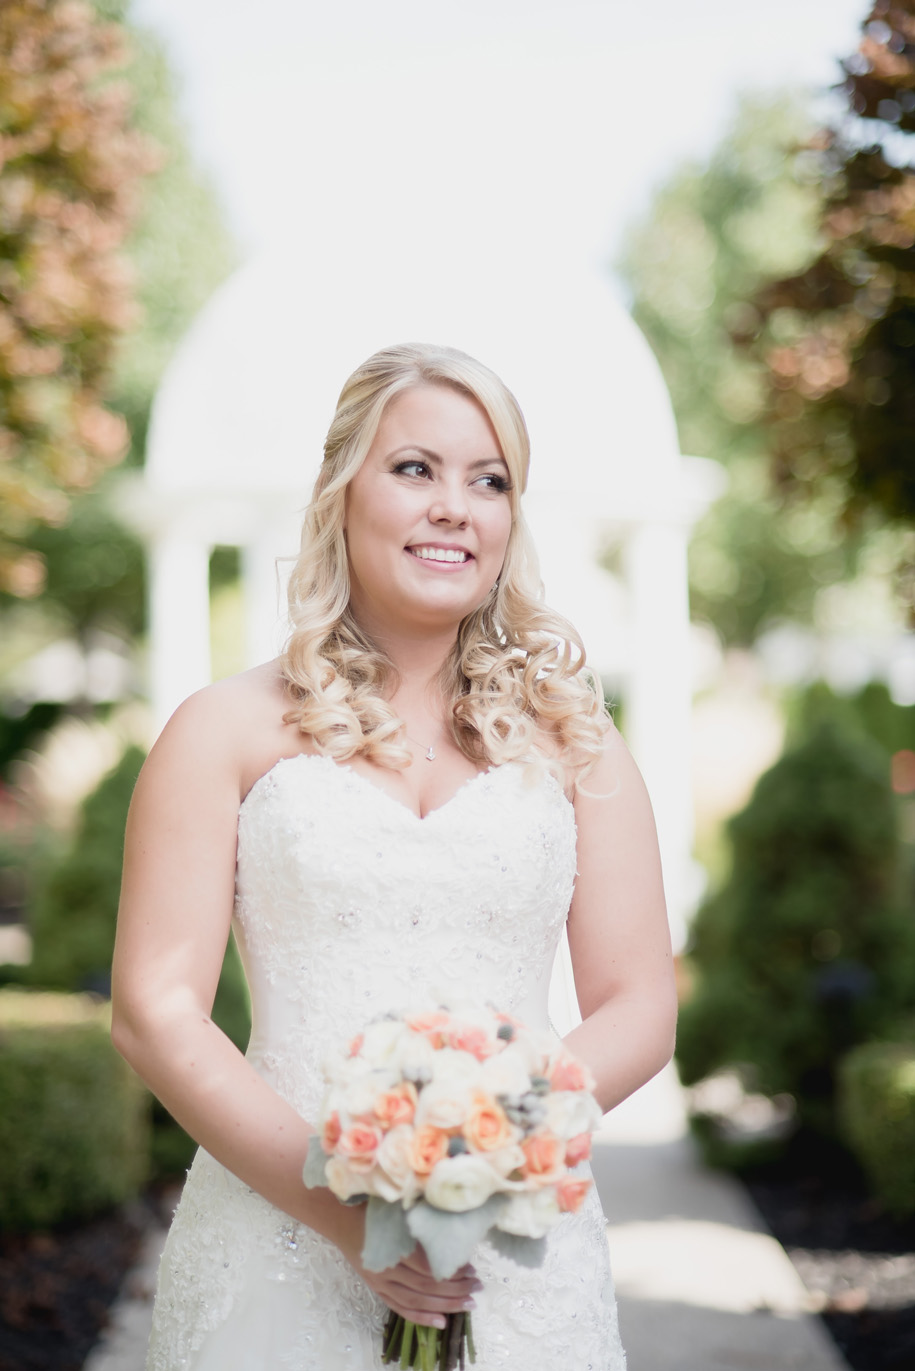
[146,756,625,1371]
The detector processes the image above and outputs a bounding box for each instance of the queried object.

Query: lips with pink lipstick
[406,543,473,567]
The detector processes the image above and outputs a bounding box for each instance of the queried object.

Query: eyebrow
[388,445,510,474]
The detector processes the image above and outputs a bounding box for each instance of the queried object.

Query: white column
[242,526,292,668]
[149,532,212,735]
[624,519,697,953]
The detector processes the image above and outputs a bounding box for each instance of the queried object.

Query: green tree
[0,0,155,597]
[618,94,863,646]
[751,2,915,614]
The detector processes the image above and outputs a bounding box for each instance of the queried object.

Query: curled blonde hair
[281,343,608,780]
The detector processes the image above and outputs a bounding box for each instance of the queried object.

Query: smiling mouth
[407,546,472,564]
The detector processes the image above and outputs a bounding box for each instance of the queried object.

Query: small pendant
[425,745,436,761]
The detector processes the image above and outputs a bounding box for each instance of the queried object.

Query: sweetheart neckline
[240,752,571,824]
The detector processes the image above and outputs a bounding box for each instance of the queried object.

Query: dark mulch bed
[0,1194,157,1371]
[743,1129,915,1371]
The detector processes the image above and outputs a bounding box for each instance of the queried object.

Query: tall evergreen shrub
[677,719,914,1133]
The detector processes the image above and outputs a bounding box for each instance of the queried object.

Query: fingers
[367,1256,482,1328]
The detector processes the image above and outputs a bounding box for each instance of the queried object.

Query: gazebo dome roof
[144,250,681,509]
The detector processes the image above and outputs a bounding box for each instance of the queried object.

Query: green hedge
[0,989,150,1231]
[677,719,915,1135]
[838,1041,915,1217]
[27,745,146,994]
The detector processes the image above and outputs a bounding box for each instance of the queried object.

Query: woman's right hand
[335,1205,481,1328]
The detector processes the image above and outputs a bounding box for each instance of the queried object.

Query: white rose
[544,1090,603,1140]
[390,1030,436,1081]
[497,1189,561,1239]
[374,1125,420,1205]
[361,1018,409,1067]
[431,1048,483,1088]
[343,1068,398,1121]
[325,1155,376,1202]
[415,1078,475,1131]
[481,1142,526,1185]
[480,1044,532,1098]
[425,1155,499,1212]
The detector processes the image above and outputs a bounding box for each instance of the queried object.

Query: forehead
[371,383,505,458]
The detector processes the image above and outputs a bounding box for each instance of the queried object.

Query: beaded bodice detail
[234,756,577,1121]
[146,756,625,1371]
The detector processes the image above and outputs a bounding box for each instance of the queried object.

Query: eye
[392,459,431,479]
[474,472,512,493]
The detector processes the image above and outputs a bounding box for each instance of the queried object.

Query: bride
[111,342,677,1369]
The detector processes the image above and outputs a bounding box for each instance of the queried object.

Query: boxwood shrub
[0,989,150,1231]
[838,1041,915,1217]
[677,719,915,1136]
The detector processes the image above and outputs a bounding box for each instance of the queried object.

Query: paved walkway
[85,1066,848,1371]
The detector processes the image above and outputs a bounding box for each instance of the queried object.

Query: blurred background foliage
[0,0,235,669]
[0,0,241,1206]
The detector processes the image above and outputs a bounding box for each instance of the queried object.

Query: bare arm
[110,680,477,1327]
[563,724,678,1112]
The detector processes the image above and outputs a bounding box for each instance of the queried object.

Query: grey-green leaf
[406,1195,507,1280]
[362,1196,418,1273]
[303,1136,330,1189]
[486,1227,548,1269]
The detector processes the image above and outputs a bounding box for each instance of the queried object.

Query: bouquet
[304,1004,602,1371]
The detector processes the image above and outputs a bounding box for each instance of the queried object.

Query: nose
[428,478,470,527]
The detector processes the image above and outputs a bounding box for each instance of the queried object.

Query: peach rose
[521,1132,563,1181]
[406,1010,450,1048]
[374,1081,418,1130]
[564,1132,592,1167]
[548,1053,594,1093]
[322,1110,342,1153]
[464,1092,515,1152]
[447,1023,496,1061]
[337,1123,382,1173]
[348,1032,364,1057]
[410,1124,450,1175]
[556,1177,592,1213]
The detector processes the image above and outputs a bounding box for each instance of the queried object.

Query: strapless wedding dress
[146,755,626,1370]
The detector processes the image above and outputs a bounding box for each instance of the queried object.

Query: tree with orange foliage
[0,0,156,597]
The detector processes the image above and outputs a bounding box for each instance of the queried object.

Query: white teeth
[410,547,469,563]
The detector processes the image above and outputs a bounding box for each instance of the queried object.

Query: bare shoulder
[571,717,652,815]
[143,660,304,805]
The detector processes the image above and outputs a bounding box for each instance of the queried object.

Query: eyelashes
[391,460,512,493]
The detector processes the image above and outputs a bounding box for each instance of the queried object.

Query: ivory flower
[498,1188,562,1239]
[425,1155,500,1212]
[374,1125,421,1205]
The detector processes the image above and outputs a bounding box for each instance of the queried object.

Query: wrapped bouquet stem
[304,1004,602,1370]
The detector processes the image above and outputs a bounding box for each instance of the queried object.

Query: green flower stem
[400,1319,415,1368]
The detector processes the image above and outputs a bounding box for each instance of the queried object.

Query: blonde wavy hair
[281,342,608,780]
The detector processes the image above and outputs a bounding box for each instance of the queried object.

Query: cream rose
[325,1155,376,1201]
[497,1188,562,1239]
[374,1124,421,1205]
[343,1068,398,1121]
[361,1018,410,1067]
[544,1089,602,1141]
[480,1044,532,1098]
[424,1155,500,1212]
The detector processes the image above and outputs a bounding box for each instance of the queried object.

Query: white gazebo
[129,249,720,954]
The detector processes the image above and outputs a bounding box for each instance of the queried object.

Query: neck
[351,610,457,695]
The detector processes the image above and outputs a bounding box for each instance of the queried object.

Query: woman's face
[343,384,513,641]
